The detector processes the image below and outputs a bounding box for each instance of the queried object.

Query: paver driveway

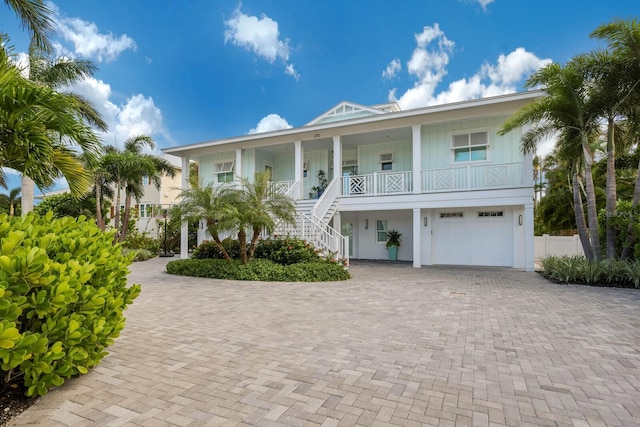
[10,258,640,426]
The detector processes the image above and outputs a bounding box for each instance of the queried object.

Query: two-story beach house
[164,91,541,271]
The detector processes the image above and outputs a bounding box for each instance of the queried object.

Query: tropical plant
[229,171,296,264]
[309,169,328,199]
[174,182,238,261]
[0,38,102,201]
[17,40,107,215]
[499,60,603,261]
[0,212,140,396]
[385,230,402,248]
[32,192,96,218]
[591,19,640,259]
[0,187,20,216]
[2,0,54,53]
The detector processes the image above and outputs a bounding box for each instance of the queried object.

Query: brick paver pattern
[10,258,640,426]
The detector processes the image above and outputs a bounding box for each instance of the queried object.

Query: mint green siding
[357,140,412,174]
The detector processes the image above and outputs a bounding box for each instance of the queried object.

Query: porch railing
[421,162,524,192]
[268,180,297,197]
[341,171,413,196]
[312,177,341,220]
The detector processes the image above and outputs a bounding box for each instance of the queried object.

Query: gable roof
[306,101,398,125]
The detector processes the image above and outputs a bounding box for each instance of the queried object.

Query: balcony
[333,162,524,197]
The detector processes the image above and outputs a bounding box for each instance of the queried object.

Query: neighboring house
[108,154,183,238]
[164,91,541,271]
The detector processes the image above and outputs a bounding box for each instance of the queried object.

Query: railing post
[373,172,378,195]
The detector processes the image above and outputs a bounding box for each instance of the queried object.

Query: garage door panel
[433,208,513,267]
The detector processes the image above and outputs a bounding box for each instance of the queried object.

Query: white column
[180,156,190,259]
[524,150,534,187]
[333,136,342,181]
[333,212,342,253]
[412,125,422,194]
[294,141,303,200]
[235,148,243,179]
[412,208,421,268]
[524,203,534,271]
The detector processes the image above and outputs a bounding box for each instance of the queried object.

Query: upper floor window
[379,153,394,171]
[452,131,488,162]
[214,160,235,183]
[142,175,150,186]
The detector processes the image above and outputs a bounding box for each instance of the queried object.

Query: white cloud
[382,59,401,79]
[285,63,300,81]
[49,2,136,62]
[387,24,551,110]
[65,77,170,149]
[248,114,292,134]
[224,6,299,80]
[460,0,495,11]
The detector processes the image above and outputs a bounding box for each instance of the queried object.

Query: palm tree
[3,0,55,52]
[174,183,237,261]
[20,41,107,214]
[592,19,640,259]
[0,38,102,202]
[499,61,602,260]
[118,136,176,242]
[231,171,296,264]
[0,187,21,216]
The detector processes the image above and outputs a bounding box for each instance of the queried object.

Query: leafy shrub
[0,213,140,396]
[541,255,640,288]
[122,248,155,262]
[122,232,160,255]
[254,236,321,265]
[166,258,350,282]
[192,238,243,260]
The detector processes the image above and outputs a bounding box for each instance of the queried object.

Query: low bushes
[166,258,350,282]
[541,255,640,288]
[0,213,140,396]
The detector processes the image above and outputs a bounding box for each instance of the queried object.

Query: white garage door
[432,208,513,267]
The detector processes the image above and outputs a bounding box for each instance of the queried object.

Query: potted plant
[309,169,328,199]
[386,229,402,261]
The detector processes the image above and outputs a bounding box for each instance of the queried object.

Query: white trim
[450,129,490,164]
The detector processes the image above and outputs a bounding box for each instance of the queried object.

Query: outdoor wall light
[519,214,523,226]
[424,217,428,227]
[365,219,369,229]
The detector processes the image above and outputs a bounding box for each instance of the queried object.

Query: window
[379,153,394,171]
[139,203,154,218]
[214,160,235,183]
[440,212,464,218]
[342,159,358,175]
[478,211,504,217]
[452,131,488,162]
[142,175,150,186]
[376,220,388,243]
[303,160,309,178]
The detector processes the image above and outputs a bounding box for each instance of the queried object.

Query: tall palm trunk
[573,170,594,260]
[605,118,617,258]
[113,182,122,243]
[20,175,34,216]
[621,159,640,259]
[238,228,248,264]
[119,192,132,242]
[582,138,602,261]
[95,179,105,230]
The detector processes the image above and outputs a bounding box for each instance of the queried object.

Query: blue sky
[1,0,638,193]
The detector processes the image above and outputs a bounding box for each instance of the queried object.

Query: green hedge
[166,258,350,282]
[541,255,640,288]
[0,213,140,396]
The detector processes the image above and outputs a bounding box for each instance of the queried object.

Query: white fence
[534,234,585,259]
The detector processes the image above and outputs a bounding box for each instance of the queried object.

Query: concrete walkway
[10,258,640,426]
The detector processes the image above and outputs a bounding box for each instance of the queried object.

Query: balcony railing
[268,180,297,197]
[342,171,413,196]
[421,162,524,192]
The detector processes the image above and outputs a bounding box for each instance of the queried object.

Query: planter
[388,245,398,261]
